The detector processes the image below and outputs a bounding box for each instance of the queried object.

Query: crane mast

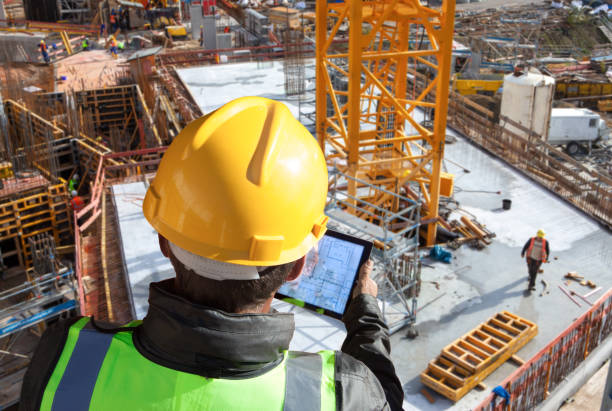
[316,0,456,245]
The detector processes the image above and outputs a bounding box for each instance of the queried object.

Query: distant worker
[224,26,230,33]
[20,97,404,410]
[38,40,50,64]
[110,9,118,33]
[69,190,84,212]
[68,173,79,192]
[109,35,118,59]
[82,37,90,51]
[521,230,550,291]
[513,61,526,77]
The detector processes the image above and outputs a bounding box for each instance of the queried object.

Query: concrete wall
[202,15,216,50]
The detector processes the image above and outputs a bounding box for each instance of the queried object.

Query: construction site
[0,0,611,409]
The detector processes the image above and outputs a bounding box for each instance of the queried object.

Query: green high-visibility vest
[40,317,336,410]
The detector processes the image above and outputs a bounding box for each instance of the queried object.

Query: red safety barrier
[74,147,167,316]
[474,288,612,411]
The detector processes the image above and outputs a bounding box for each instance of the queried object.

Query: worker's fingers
[353,260,377,298]
[359,259,373,278]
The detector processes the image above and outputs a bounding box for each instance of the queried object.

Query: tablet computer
[276,229,373,319]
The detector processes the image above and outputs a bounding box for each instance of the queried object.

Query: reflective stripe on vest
[41,318,336,410]
[527,237,547,261]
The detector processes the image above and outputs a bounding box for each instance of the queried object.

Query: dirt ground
[560,360,609,411]
[54,50,130,92]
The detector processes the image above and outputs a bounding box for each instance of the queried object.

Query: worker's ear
[286,256,306,282]
[158,234,170,258]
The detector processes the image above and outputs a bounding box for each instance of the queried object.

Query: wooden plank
[420,387,436,404]
[427,362,466,387]
[490,318,522,336]
[482,324,513,342]
[421,312,538,402]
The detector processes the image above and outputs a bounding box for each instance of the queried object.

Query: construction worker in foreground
[521,229,551,291]
[19,97,404,410]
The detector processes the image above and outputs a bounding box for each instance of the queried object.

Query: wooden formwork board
[74,86,138,133]
[4,100,65,143]
[421,311,537,402]
[0,183,71,269]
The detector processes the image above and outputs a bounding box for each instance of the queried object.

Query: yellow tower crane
[316,0,456,245]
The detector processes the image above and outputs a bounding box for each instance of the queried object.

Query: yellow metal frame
[316,0,456,245]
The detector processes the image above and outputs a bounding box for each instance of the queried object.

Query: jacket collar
[136,279,295,376]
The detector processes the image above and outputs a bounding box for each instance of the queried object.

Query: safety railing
[73,147,166,315]
[474,288,612,411]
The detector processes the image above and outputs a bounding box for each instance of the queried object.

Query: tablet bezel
[275,229,373,319]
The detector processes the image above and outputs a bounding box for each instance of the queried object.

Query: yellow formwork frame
[316,0,456,245]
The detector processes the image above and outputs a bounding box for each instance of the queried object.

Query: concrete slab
[395,134,612,410]
[176,60,305,118]
[167,61,612,409]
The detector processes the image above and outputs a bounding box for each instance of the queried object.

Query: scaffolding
[327,168,421,334]
[0,259,76,408]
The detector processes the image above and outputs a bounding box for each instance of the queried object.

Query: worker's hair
[169,252,295,313]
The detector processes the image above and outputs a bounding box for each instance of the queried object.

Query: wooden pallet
[421,311,537,402]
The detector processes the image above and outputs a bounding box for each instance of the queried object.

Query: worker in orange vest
[39,40,50,64]
[70,190,84,212]
[521,230,550,291]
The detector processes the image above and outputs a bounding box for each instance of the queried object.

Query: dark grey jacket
[20,279,404,410]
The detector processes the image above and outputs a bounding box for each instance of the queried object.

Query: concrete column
[190,4,202,41]
[0,0,7,28]
[202,15,216,50]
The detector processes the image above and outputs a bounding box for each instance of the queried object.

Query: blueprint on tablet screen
[278,235,364,314]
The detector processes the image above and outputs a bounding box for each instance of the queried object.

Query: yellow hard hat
[143,97,329,266]
[537,229,545,238]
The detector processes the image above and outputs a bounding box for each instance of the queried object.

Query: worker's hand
[353,260,377,298]
[521,253,525,258]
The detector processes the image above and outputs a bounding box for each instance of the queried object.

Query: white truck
[547,108,610,155]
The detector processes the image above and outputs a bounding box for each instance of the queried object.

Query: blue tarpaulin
[0,300,76,336]
[430,245,452,264]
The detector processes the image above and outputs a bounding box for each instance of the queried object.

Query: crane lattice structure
[316,0,456,246]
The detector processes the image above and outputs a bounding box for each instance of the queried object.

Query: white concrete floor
[166,61,612,410]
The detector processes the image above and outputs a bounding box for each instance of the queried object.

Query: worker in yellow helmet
[20,97,404,410]
[38,39,50,64]
[521,229,551,292]
[108,34,118,59]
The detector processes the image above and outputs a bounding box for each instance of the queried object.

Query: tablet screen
[277,231,370,316]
